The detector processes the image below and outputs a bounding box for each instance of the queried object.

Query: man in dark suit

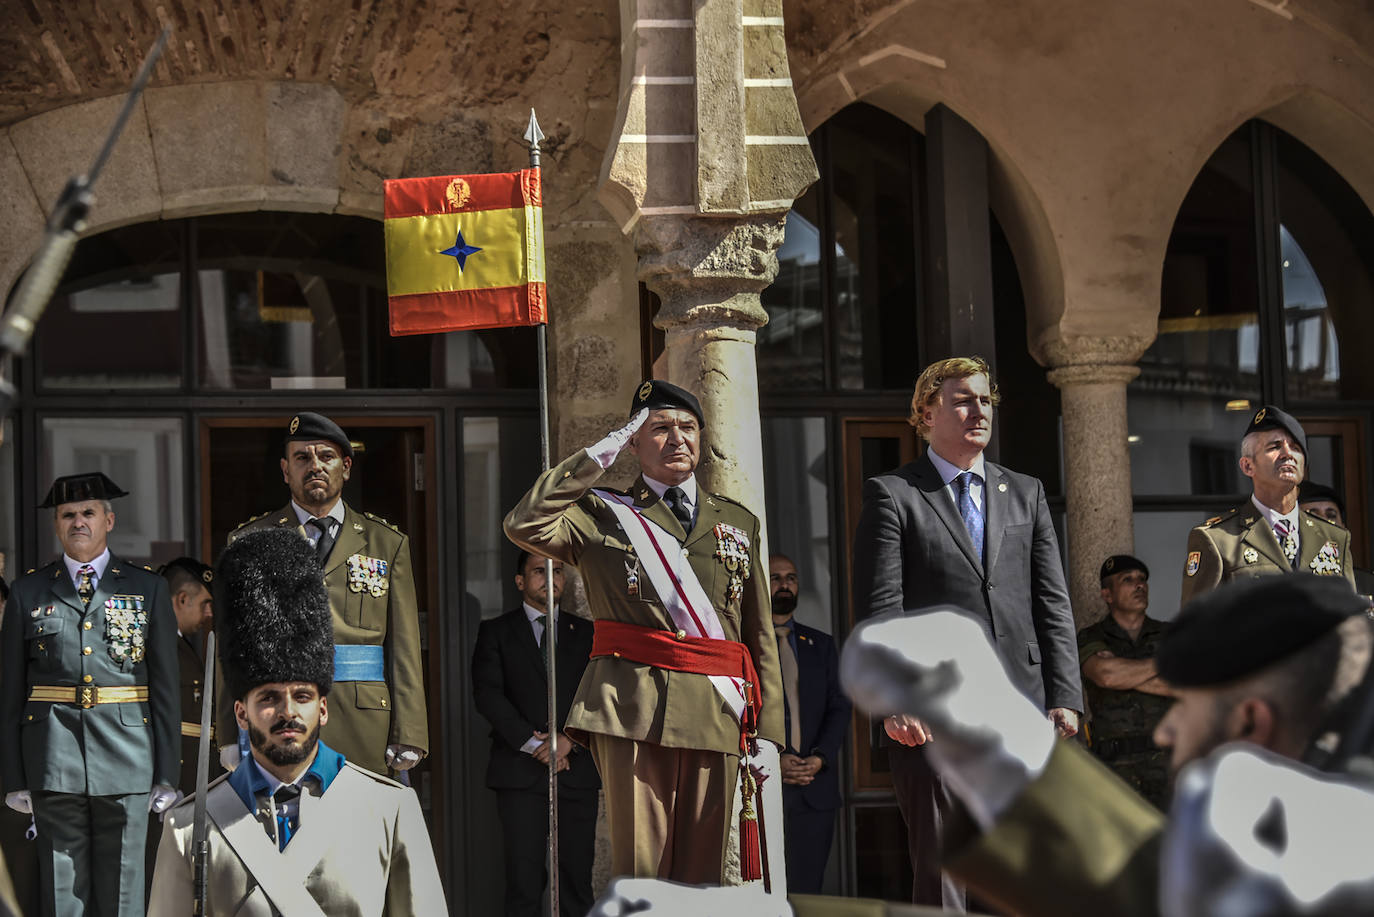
[851,356,1083,910]
[0,473,180,917]
[769,554,850,895]
[472,550,600,917]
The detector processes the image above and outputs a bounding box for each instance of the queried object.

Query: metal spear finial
[524,108,545,168]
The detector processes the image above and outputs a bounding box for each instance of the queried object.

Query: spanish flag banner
[384,169,546,335]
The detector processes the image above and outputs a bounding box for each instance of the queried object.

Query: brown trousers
[589,734,738,884]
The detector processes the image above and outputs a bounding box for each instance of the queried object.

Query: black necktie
[664,486,693,532]
[306,517,335,561]
[535,613,550,662]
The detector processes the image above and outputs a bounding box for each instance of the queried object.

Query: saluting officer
[0,473,180,917]
[1181,405,1355,604]
[220,413,427,777]
[504,380,784,886]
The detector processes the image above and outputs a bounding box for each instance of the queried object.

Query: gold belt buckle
[79,686,97,708]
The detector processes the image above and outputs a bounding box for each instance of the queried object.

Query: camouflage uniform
[1078,614,1172,810]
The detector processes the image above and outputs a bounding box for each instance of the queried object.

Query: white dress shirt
[64,548,112,590]
[927,448,987,512]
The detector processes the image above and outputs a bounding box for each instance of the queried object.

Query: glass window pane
[761,416,831,632]
[37,274,184,389]
[462,416,541,619]
[828,105,919,391]
[1276,129,1374,403]
[1130,128,1260,496]
[758,190,824,391]
[38,417,184,567]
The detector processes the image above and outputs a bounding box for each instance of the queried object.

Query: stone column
[1044,338,1149,627]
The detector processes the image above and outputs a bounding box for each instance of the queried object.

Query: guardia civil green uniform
[223,503,426,775]
[0,474,179,917]
[503,380,785,884]
[1181,406,1356,605]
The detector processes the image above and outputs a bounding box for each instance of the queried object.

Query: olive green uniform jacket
[945,741,1165,917]
[1,557,180,796]
[224,503,428,773]
[503,449,785,754]
[148,764,446,916]
[1181,504,1356,606]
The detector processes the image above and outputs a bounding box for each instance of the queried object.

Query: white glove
[385,744,424,771]
[148,784,181,814]
[840,608,1056,829]
[1162,746,1374,916]
[219,744,242,772]
[585,409,650,470]
[590,878,792,917]
[4,791,31,815]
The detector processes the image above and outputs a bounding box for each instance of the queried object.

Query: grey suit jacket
[851,454,1083,712]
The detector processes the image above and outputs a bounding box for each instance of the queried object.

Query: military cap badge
[1253,407,1266,425]
[290,415,301,434]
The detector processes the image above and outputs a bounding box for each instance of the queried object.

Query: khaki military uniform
[174,633,220,793]
[1078,615,1172,810]
[148,762,446,916]
[1181,504,1356,606]
[503,449,784,882]
[222,503,427,774]
[944,740,1165,917]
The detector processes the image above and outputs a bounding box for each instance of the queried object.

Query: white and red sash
[593,489,748,723]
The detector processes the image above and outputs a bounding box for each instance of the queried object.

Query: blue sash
[333,644,385,682]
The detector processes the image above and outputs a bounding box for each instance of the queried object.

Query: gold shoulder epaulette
[232,512,266,532]
[1205,516,1222,526]
[143,564,154,572]
[363,511,401,533]
[1204,507,1239,527]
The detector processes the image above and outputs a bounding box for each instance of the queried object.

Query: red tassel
[739,767,762,881]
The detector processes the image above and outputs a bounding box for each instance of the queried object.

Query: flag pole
[525,108,560,917]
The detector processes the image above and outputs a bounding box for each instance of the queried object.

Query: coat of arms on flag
[383,169,546,335]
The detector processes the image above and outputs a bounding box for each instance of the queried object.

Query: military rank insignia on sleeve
[1310,541,1343,576]
[105,595,148,663]
[346,554,390,596]
[713,522,752,603]
[1186,552,1201,576]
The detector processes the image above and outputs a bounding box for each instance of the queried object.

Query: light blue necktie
[954,471,985,564]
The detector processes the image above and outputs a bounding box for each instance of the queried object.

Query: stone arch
[795,69,1066,363]
[0,80,361,298]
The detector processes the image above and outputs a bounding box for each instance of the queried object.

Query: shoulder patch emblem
[1186,552,1201,576]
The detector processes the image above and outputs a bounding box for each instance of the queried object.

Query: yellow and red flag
[383,169,546,335]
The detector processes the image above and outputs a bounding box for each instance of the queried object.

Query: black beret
[1299,481,1346,520]
[39,472,128,508]
[1158,574,1366,687]
[1100,554,1149,584]
[158,556,214,586]
[1244,404,1307,455]
[215,529,334,700]
[630,379,704,426]
[284,412,353,458]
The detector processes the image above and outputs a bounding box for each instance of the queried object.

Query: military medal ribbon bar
[384,169,547,335]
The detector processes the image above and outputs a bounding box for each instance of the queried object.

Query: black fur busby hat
[216,528,334,700]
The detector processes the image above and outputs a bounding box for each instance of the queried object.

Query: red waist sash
[591,619,761,753]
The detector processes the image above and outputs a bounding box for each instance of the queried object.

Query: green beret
[1158,575,1366,687]
[1100,554,1148,584]
[630,379,704,426]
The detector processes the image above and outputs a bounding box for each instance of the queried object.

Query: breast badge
[104,595,148,663]
[1310,541,1344,576]
[346,554,390,596]
[1243,547,1258,565]
[625,558,641,597]
[713,522,752,603]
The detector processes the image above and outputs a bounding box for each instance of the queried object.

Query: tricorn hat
[284,412,353,459]
[39,472,128,509]
[215,529,334,700]
[630,379,704,426]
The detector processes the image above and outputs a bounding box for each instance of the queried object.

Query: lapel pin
[997,483,1007,492]
[354,523,364,532]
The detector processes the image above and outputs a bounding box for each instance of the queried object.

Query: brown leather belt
[29,685,149,709]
